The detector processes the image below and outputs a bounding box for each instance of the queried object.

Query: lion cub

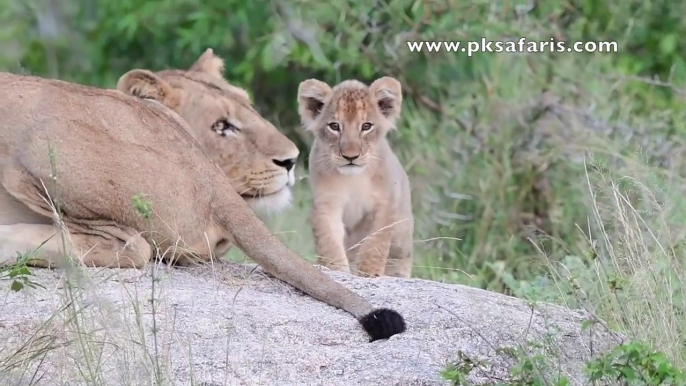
[297,76,413,278]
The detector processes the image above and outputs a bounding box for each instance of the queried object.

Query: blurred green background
[3,0,686,332]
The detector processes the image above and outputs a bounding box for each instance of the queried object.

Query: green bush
[442,340,686,385]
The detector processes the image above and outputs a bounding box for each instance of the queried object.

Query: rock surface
[0,262,621,385]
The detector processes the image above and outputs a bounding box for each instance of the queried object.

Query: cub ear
[297,79,332,130]
[189,48,225,79]
[369,76,402,124]
[117,69,180,110]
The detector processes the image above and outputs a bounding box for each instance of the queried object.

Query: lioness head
[116,49,299,214]
[297,77,402,176]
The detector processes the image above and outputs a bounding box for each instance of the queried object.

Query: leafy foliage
[586,342,686,385]
[442,341,686,385]
[0,252,45,292]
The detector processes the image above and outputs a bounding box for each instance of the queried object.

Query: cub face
[297,77,402,175]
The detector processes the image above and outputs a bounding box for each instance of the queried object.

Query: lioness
[0,71,405,341]
[297,77,414,278]
[117,49,297,215]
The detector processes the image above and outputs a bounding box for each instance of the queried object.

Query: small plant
[441,351,484,386]
[505,352,570,386]
[132,192,165,385]
[443,340,685,385]
[585,342,686,385]
[132,193,153,220]
[0,251,45,292]
[442,344,571,385]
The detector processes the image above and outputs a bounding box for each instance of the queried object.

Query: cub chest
[339,178,375,230]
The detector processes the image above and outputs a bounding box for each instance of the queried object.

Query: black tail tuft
[359,308,406,342]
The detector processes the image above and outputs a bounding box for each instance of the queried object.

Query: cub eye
[361,122,373,131]
[212,119,239,136]
[327,122,340,132]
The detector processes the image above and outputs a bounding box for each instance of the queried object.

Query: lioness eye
[213,119,239,136]
[328,122,340,132]
[361,122,373,131]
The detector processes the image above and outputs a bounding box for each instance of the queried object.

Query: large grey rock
[0,262,621,385]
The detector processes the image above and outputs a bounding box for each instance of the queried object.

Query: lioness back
[0,72,226,251]
[296,76,414,278]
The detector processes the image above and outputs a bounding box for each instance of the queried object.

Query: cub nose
[273,157,296,172]
[342,154,360,162]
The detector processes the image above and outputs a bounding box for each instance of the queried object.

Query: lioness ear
[189,48,225,79]
[369,76,402,124]
[297,79,332,130]
[117,69,181,110]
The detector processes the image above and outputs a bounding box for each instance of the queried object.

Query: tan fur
[0,71,386,325]
[117,49,299,216]
[297,77,413,278]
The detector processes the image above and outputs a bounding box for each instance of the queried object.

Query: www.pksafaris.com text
[406,37,618,56]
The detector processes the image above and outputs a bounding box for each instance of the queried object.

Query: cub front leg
[311,201,349,272]
[355,207,394,278]
[384,217,414,278]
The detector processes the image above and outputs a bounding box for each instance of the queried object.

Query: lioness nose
[273,158,296,172]
[342,154,360,162]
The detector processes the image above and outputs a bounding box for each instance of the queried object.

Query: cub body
[297,77,413,278]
